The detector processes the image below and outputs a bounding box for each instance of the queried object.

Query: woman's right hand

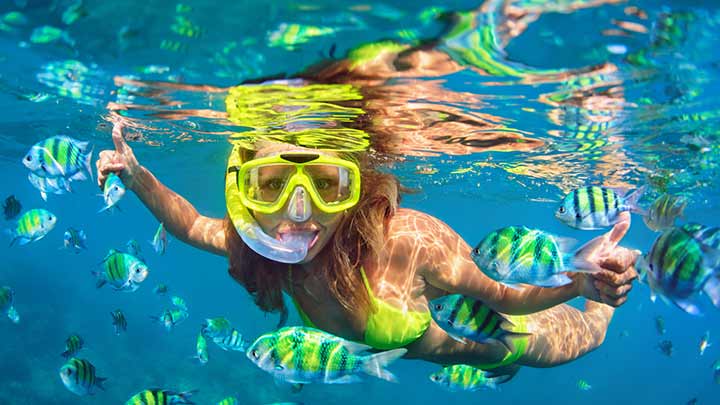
[96,121,141,190]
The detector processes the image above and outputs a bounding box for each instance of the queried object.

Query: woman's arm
[96,120,227,256]
[405,300,614,369]
[415,210,636,315]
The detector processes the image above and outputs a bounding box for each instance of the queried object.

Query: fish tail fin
[174,390,197,404]
[498,316,531,353]
[95,376,107,391]
[92,271,106,289]
[7,307,19,323]
[84,146,94,182]
[362,348,407,383]
[635,255,649,283]
[624,185,647,215]
[703,273,720,309]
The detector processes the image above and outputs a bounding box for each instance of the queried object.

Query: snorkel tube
[225,144,312,263]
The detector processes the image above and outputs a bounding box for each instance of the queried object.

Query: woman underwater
[97,0,638,379]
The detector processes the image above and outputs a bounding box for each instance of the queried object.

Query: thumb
[606,211,631,246]
[112,122,130,154]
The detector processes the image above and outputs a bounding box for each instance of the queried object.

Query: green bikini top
[289,266,432,350]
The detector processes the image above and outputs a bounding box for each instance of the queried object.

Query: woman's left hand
[569,211,640,307]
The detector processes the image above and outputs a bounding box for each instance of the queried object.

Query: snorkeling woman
[96,0,638,379]
[96,122,636,376]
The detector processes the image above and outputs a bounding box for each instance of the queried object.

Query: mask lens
[245,164,295,203]
[304,164,353,204]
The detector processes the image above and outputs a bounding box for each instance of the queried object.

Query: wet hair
[224,148,402,320]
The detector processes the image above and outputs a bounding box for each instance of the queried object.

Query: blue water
[2,0,720,404]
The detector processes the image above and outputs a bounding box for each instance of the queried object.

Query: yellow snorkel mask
[225,144,361,263]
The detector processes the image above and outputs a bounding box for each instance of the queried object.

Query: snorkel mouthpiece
[287,186,312,222]
[237,222,311,263]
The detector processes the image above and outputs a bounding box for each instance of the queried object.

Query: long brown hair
[225,150,402,319]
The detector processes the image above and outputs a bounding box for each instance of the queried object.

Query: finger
[112,122,129,154]
[594,281,632,299]
[607,211,631,245]
[599,247,640,273]
[602,296,628,307]
[98,163,125,174]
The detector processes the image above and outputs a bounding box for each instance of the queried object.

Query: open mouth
[277,229,320,249]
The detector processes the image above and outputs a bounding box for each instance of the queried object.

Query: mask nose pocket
[287,186,312,222]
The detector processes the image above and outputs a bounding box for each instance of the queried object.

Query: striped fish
[555,186,646,230]
[8,209,57,246]
[154,284,168,295]
[714,359,720,384]
[247,326,407,384]
[195,332,209,365]
[63,227,87,253]
[213,328,247,352]
[111,310,127,335]
[471,226,599,288]
[636,227,720,315]
[643,194,687,232]
[125,388,196,404]
[94,249,149,291]
[216,397,238,405]
[152,308,188,332]
[681,223,720,250]
[201,317,232,340]
[429,294,528,350]
[429,364,500,392]
[59,358,107,396]
[0,286,19,323]
[2,195,21,220]
[99,173,125,213]
[61,334,83,358]
[28,172,72,201]
[151,222,167,255]
[23,136,93,180]
[171,296,187,310]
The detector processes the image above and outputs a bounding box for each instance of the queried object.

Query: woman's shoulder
[388,208,455,238]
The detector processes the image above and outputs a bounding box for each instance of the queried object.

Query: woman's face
[251,144,347,263]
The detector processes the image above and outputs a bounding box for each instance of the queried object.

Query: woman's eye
[314,178,334,190]
[262,178,284,190]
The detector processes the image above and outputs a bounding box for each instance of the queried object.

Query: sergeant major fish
[111,310,127,335]
[93,249,149,292]
[2,195,21,220]
[247,326,406,384]
[213,328,247,352]
[637,227,720,315]
[643,194,686,232]
[471,226,600,288]
[429,364,500,392]
[23,136,93,180]
[7,208,57,246]
[555,186,646,230]
[151,308,188,332]
[125,388,195,404]
[28,172,72,201]
[429,294,528,350]
[99,173,125,213]
[151,222,167,255]
[0,286,20,323]
[195,332,209,365]
[61,334,83,358]
[63,227,87,253]
[59,358,107,396]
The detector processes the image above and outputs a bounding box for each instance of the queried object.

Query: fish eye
[25,156,31,162]
[65,369,72,375]
[430,375,439,382]
[251,350,259,359]
[558,207,566,214]
[434,304,443,311]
